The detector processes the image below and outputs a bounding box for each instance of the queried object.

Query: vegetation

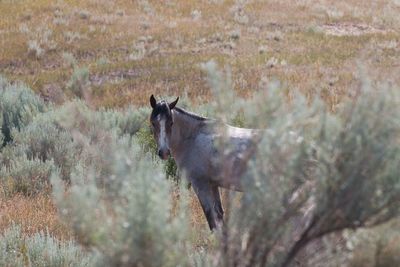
[0,225,93,267]
[1,0,399,107]
[1,64,399,266]
[0,76,46,146]
[196,62,400,266]
[1,0,400,266]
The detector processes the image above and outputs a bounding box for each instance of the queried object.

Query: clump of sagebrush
[0,99,151,196]
[138,0,155,15]
[0,86,170,197]
[62,52,77,68]
[11,112,83,181]
[199,61,400,267]
[52,136,190,267]
[53,101,152,184]
[19,24,57,59]
[129,40,146,61]
[299,78,400,266]
[54,100,148,138]
[67,66,90,98]
[0,224,93,267]
[0,76,46,146]
[96,105,149,136]
[64,31,86,44]
[200,61,319,266]
[231,2,249,25]
[0,155,55,197]
[0,106,82,196]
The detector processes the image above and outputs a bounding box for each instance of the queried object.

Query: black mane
[174,107,208,121]
[150,99,208,122]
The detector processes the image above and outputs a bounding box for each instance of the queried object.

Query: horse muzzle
[158,149,170,160]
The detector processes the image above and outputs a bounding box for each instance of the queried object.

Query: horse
[149,95,262,230]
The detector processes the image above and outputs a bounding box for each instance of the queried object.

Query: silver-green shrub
[53,100,148,138]
[66,66,90,98]
[0,76,46,146]
[198,61,400,267]
[96,105,149,136]
[0,99,152,196]
[0,224,93,267]
[0,155,55,197]
[52,136,190,267]
[11,112,82,181]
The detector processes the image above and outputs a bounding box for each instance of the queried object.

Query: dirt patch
[321,23,390,36]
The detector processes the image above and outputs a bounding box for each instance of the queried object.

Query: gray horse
[149,95,261,230]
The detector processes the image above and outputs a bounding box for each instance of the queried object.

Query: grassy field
[1,0,399,108]
[1,0,400,266]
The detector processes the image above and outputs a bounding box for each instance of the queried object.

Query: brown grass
[0,193,72,240]
[0,0,399,107]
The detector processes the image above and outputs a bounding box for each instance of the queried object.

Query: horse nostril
[158,149,170,160]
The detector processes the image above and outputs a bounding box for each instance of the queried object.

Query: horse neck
[169,109,203,158]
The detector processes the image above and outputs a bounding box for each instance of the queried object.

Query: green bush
[52,137,190,267]
[11,112,82,182]
[0,225,93,267]
[66,66,90,98]
[0,100,152,196]
[97,106,149,136]
[0,155,55,197]
[197,61,400,267]
[0,76,46,146]
[53,100,148,138]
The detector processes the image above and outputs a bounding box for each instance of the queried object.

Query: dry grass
[0,192,72,240]
[0,0,399,107]
[0,186,211,247]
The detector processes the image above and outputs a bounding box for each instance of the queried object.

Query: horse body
[149,96,261,230]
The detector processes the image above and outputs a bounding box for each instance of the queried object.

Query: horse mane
[173,107,208,121]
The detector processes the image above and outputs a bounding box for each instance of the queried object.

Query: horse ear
[150,95,157,109]
[169,97,179,110]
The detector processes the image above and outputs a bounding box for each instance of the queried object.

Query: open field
[1,0,399,108]
[1,0,400,266]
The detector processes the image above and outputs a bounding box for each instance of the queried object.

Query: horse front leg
[191,178,221,231]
